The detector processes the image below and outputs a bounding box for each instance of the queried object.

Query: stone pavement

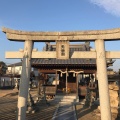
[52,103,77,120]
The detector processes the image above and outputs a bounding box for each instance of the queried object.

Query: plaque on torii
[2,27,120,120]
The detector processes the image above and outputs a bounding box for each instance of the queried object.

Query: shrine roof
[31,42,96,67]
[31,58,96,66]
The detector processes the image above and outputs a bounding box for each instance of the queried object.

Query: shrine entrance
[58,72,77,93]
[2,27,120,120]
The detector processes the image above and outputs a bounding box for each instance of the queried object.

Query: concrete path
[52,103,77,120]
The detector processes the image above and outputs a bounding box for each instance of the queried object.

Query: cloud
[90,0,120,17]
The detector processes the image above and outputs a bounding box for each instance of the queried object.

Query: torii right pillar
[95,39,112,120]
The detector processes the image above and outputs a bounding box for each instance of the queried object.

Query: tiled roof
[31,58,96,66]
[7,62,22,67]
[32,43,96,66]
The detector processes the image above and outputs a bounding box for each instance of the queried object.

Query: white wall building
[6,62,22,75]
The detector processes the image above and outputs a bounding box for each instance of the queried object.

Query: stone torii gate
[2,27,120,120]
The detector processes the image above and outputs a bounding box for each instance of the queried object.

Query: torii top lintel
[2,27,120,41]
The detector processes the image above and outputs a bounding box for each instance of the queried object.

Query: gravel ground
[76,101,120,120]
[0,89,120,120]
[0,89,57,120]
[76,103,101,120]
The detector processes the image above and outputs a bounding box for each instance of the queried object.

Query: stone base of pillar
[26,106,37,114]
[26,91,37,114]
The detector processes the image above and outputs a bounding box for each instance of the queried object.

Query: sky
[0,0,120,71]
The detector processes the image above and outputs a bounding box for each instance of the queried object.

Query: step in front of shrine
[54,94,78,104]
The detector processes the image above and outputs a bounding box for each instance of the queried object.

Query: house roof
[7,62,22,67]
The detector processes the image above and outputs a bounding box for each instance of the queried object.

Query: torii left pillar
[17,40,33,120]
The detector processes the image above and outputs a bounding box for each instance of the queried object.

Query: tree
[0,61,7,76]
